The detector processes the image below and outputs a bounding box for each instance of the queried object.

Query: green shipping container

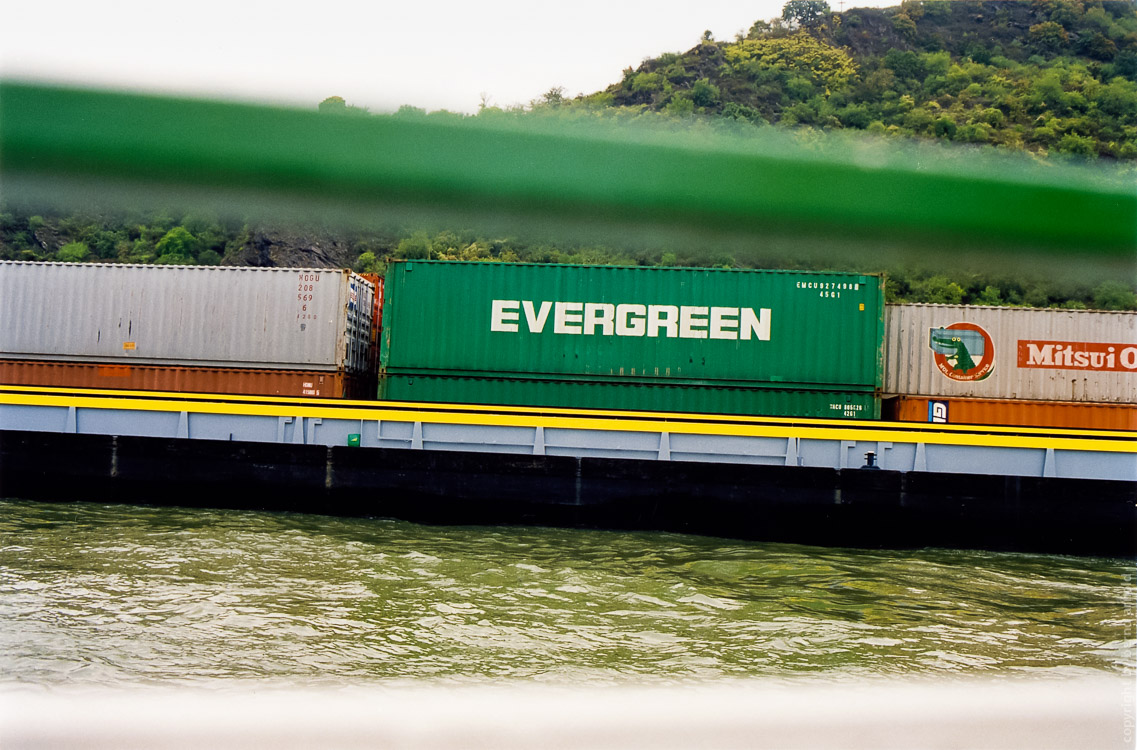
[382,374,880,419]
[380,261,884,417]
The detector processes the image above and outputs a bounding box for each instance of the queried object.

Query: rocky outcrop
[224,229,356,269]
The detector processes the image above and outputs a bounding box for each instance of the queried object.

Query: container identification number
[297,273,321,320]
[797,281,860,299]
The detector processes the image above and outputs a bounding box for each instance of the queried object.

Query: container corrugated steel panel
[381,261,884,390]
[885,304,1137,403]
[0,262,375,373]
[0,359,372,399]
[359,273,385,333]
[359,273,385,374]
[381,373,881,419]
[886,395,1136,431]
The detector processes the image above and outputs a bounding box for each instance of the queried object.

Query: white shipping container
[0,262,375,373]
[885,303,1137,404]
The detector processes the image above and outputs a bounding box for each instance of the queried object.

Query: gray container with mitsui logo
[0,261,375,373]
[885,304,1137,403]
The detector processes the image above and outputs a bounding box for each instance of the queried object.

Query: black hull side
[2,429,1133,557]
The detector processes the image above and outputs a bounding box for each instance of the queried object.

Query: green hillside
[2,1,1134,310]
[574,0,1137,160]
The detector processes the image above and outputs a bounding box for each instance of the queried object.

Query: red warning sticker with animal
[928,323,995,382]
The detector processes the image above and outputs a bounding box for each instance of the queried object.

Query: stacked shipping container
[0,361,373,399]
[358,272,385,377]
[5,261,1130,430]
[379,261,886,418]
[884,304,1136,430]
[0,262,377,398]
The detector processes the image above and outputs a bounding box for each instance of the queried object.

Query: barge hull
[2,429,1133,557]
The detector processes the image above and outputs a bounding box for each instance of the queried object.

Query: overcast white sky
[3,1,896,114]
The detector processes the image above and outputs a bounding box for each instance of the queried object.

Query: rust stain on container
[96,365,131,377]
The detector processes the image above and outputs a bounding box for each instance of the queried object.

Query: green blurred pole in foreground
[0,81,1134,270]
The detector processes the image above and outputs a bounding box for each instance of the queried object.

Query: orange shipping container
[885,395,1136,431]
[358,273,384,334]
[359,273,384,373]
[0,359,375,400]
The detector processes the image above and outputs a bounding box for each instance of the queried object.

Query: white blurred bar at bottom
[1,678,1132,750]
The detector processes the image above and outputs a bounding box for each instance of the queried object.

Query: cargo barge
[0,260,1133,555]
[0,385,1133,555]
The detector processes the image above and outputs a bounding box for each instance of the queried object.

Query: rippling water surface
[1,498,1133,687]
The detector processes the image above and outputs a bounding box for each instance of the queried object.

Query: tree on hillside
[57,242,90,263]
[1029,21,1069,55]
[319,96,347,113]
[154,226,199,264]
[318,95,370,116]
[782,0,831,29]
[725,32,857,91]
[540,87,566,107]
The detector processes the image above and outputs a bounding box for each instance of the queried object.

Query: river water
[1,498,1133,688]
